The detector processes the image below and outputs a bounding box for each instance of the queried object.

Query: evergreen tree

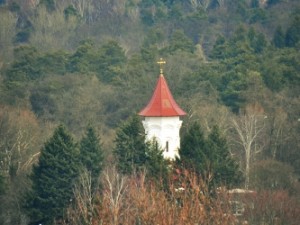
[145,139,169,181]
[285,16,300,47]
[250,0,259,8]
[206,126,242,188]
[79,126,104,190]
[180,123,242,188]
[114,115,147,175]
[97,40,127,83]
[167,30,194,53]
[273,26,285,48]
[179,122,207,172]
[210,35,228,59]
[114,115,169,181]
[24,125,79,225]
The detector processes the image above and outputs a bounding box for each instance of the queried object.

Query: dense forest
[0,0,300,224]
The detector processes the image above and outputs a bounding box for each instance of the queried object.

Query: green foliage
[272,26,285,48]
[248,8,267,24]
[5,46,69,88]
[179,122,206,172]
[14,29,31,43]
[5,45,41,85]
[167,30,194,53]
[285,16,300,47]
[0,173,5,195]
[0,1,300,224]
[24,125,79,225]
[114,115,169,178]
[261,48,300,91]
[68,40,96,73]
[250,0,260,8]
[96,41,127,83]
[248,29,267,53]
[219,71,248,112]
[79,126,104,190]
[145,139,169,181]
[29,86,57,118]
[142,28,166,47]
[39,0,56,11]
[139,0,167,26]
[68,40,126,83]
[180,123,242,188]
[267,0,282,7]
[8,2,20,12]
[206,126,243,188]
[210,35,228,59]
[38,51,69,75]
[64,5,79,20]
[114,115,147,175]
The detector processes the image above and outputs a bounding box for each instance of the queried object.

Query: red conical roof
[139,74,186,117]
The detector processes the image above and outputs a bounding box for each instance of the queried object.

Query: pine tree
[179,122,207,172]
[273,26,285,48]
[206,126,242,188]
[145,139,169,181]
[79,126,104,190]
[114,115,147,175]
[179,123,242,189]
[24,125,79,225]
[285,16,300,47]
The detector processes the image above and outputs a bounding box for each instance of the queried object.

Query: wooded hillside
[0,0,300,224]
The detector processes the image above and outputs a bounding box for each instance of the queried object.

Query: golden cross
[157,58,166,74]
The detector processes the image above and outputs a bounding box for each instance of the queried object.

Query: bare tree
[102,167,128,225]
[267,108,287,159]
[29,6,78,51]
[199,0,211,11]
[232,103,267,189]
[0,107,40,178]
[216,0,226,8]
[63,169,95,225]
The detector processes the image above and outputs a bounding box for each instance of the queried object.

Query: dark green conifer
[206,126,243,188]
[24,125,79,225]
[180,123,242,189]
[79,126,104,190]
[285,16,300,47]
[114,115,147,175]
[179,122,207,172]
[145,139,169,181]
[273,26,285,48]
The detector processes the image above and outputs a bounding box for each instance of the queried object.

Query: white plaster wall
[142,117,183,160]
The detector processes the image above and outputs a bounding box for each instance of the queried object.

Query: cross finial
[157,58,166,75]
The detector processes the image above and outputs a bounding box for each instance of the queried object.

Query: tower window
[166,141,169,152]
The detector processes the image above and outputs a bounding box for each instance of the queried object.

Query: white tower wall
[142,116,183,160]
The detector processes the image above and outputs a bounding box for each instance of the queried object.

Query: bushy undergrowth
[60,168,300,225]
[62,169,235,225]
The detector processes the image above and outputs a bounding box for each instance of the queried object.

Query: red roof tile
[139,75,186,117]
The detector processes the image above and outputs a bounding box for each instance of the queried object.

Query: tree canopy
[79,126,104,190]
[24,125,79,225]
[179,123,242,188]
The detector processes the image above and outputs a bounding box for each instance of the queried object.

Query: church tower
[139,59,186,160]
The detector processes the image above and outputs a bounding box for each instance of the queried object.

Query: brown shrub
[241,190,300,225]
[63,168,236,225]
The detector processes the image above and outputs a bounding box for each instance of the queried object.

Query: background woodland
[0,0,300,224]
